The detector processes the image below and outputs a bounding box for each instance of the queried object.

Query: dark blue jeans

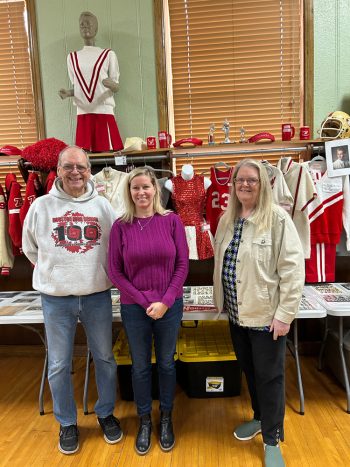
[121,298,183,416]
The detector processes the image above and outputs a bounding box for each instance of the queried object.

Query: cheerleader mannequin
[164,164,211,191]
[59,11,123,152]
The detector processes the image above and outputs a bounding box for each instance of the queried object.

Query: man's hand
[270,318,290,341]
[146,302,168,320]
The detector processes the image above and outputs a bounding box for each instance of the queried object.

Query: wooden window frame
[154,0,314,137]
[26,0,45,141]
[0,0,45,147]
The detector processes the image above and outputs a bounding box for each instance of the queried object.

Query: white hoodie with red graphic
[22,178,117,296]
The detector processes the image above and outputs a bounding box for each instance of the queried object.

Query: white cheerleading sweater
[67,46,119,115]
[277,157,317,259]
[262,161,294,210]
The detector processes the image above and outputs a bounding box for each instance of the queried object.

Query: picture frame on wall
[325,138,350,177]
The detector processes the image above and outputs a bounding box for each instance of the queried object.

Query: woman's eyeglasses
[233,178,260,186]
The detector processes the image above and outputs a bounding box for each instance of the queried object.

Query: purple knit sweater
[108,212,189,309]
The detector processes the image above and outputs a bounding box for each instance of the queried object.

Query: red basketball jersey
[206,166,233,235]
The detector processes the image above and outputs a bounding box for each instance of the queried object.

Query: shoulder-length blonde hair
[119,166,170,223]
[220,159,273,232]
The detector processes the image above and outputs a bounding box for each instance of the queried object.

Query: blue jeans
[121,298,183,416]
[41,290,117,426]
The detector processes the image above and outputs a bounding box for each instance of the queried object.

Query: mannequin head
[181,164,194,180]
[79,11,98,45]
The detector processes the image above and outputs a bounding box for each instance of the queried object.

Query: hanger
[126,156,135,173]
[214,161,231,170]
[310,153,325,162]
[144,164,174,177]
[103,158,111,175]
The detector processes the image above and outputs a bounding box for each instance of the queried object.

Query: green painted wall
[36,0,350,143]
[36,0,158,145]
[314,0,350,135]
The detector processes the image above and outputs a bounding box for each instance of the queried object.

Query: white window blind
[0,0,39,148]
[167,0,304,145]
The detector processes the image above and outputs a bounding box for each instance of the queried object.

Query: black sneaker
[98,414,123,444]
[58,424,79,455]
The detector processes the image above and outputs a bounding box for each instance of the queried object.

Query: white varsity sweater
[68,46,119,115]
[277,157,317,258]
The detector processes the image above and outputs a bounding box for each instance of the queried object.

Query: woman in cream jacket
[213,159,304,467]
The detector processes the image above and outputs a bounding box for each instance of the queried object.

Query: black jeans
[229,321,287,446]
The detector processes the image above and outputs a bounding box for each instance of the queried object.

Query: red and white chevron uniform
[67,46,123,151]
[303,161,350,282]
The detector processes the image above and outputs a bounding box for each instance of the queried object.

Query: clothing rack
[89,154,168,165]
[0,144,325,167]
[170,144,325,159]
[0,161,19,167]
[0,154,168,168]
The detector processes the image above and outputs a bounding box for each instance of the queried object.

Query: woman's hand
[270,318,290,340]
[146,302,168,320]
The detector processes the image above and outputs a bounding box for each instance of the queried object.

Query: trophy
[239,126,247,143]
[208,123,215,145]
[222,119,233,143]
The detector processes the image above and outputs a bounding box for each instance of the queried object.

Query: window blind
[167,0,303,148]
[0,0,39,148]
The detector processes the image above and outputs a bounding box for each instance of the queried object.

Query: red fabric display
[22,138,67,171]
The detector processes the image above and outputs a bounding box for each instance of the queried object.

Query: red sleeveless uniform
[171,174,214,260]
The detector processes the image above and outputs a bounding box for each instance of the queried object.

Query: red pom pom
[22,138,68,171]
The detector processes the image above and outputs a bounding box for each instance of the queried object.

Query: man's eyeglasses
[233,178,260,186]
[60,164,89,173]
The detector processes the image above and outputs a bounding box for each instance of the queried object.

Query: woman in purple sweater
[108,167,189,455]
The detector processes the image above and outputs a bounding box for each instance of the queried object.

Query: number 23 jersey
[206,166,233,236]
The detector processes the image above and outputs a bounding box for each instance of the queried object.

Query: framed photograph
[325,138,350,177]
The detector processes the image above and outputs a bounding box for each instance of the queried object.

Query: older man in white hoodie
[22,146,122,455]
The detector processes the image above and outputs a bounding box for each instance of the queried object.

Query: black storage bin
[177,321,241,398]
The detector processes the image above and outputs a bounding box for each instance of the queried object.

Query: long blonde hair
[119,166,170,223]
[220,159,273,232]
